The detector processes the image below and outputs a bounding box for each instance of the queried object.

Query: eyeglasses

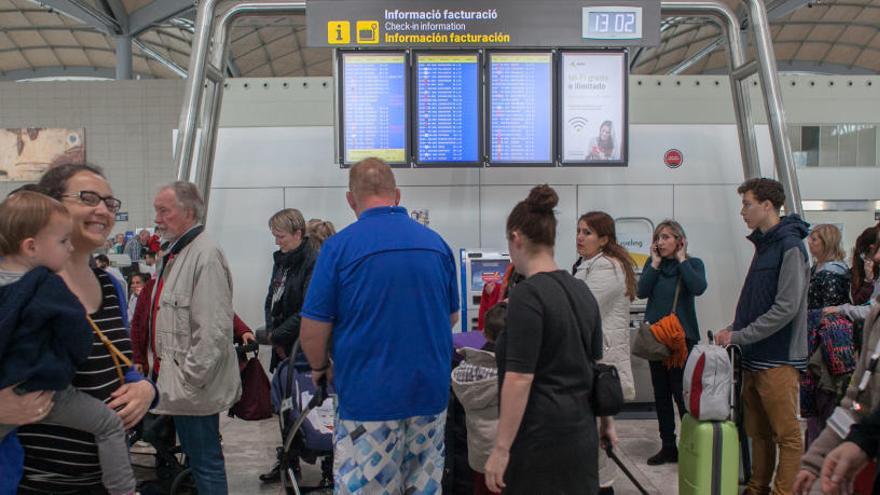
[61,191,122,213]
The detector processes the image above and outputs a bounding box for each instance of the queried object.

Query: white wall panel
[210,127,344,189]
[397,186,481,254]
[283,187,355,231]
[480,125,746,186]
[479,186,578,269]
[576,185,674,231]
[673,185,754,335]
[206,187,285,329]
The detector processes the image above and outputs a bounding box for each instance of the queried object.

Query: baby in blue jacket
[0,191,135,495]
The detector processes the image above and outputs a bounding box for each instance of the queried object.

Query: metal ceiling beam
[703,60,877,75]
[777,20,880,32]
[27,0,120,34]
[0,65,153,80]
[0,40,193,59]
[776,60,876,74]
[129,0,195,37]
[101,0,128,31]
[773,39,880,52]
[766,0,812,20]
[133,37,186,77]
[668,36,725,74]
[0,25,106,32]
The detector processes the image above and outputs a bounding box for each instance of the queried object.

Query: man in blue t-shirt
[301,157,460,494]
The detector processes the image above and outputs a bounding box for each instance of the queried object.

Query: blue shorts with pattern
[333,411,446,495]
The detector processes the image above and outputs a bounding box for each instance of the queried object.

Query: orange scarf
[651,314,688,368]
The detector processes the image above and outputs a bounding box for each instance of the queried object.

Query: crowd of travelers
[1,157,879,495]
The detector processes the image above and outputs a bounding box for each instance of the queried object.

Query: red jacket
[130,277,253,377]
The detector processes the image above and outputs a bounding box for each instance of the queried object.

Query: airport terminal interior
[1,0,880,493]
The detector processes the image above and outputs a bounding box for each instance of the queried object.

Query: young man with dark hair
[716,177,810,495]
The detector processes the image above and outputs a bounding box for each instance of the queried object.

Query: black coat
[0,267,93,391]
[264,240,317,371]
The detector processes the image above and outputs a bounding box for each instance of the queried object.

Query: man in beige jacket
[150,181,241,494]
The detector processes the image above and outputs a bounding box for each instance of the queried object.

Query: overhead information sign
[340,52,408,165]
[309,0,660,48]
[560,51,627,165]
[415,53,480,165]
[488,52,553,165]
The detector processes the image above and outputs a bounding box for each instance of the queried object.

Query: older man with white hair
[149,181,241,494]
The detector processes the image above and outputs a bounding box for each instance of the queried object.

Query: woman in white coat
[573,211,637,495]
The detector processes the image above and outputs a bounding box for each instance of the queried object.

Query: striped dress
[17,270,134,494]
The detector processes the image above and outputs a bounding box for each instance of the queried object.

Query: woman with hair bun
[573,211,637,494]
[484,185,612,495]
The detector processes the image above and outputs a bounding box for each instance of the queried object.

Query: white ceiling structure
[0,0,877,81]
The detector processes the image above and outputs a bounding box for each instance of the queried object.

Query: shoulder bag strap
[670,277,682,315]
[546,272,592,362]
[87,315,133,384]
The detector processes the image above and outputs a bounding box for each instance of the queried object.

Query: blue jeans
[173,414,228,494]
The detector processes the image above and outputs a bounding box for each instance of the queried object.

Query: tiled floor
[135,413,839,494]
[134,414,681,494]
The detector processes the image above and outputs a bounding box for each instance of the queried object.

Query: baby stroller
[129,414,197,495]
[271,340,335,494]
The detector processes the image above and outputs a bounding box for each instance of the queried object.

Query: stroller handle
[307,374,329,409]
[236,341,260,353]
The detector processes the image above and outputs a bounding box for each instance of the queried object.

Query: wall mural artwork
[0,128,86,181]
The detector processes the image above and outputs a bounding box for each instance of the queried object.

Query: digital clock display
[582,7,643,40]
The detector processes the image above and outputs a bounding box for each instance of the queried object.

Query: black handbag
[548,273,624,417]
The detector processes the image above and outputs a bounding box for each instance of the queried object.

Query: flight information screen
[488,52,554,165]
[415,53,480,165]
[340,52,408,165]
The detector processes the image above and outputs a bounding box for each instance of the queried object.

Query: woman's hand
[484,445,509,493]
[241,331,256,345]
[865,257,875,281]
[599,417,617,451]
[650,243,662,269]
[820,442,869,495]
[824,306,841,315]
[0,386,54,425]
[676,238,689,263]
[791,469,818,495]
[108,380,155,429]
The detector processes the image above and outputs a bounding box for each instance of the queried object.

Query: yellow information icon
[327,21,350,44]
[356,20,380,44]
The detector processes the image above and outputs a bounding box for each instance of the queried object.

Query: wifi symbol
[568,116,588,133]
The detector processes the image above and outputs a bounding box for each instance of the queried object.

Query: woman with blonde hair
[636,219,707,465]
[259,207,319,483]
[572,211,636,494]
[306,218,336,250]
[802,224,854,448]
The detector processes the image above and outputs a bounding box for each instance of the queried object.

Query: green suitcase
[678,413,740,495]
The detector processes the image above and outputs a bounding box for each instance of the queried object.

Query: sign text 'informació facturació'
[307,0,660,48]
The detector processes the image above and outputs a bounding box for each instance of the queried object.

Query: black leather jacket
[264,239,317,370]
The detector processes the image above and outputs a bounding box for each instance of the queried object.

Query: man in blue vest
[716,177,809,495]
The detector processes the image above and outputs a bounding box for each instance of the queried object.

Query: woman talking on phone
[636,220,707,465]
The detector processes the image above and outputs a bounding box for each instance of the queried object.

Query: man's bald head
[346,158,400,216]
[349,158,397,200]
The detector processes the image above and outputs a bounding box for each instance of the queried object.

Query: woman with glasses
[15,164,156,494]
[851,224,880,306]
